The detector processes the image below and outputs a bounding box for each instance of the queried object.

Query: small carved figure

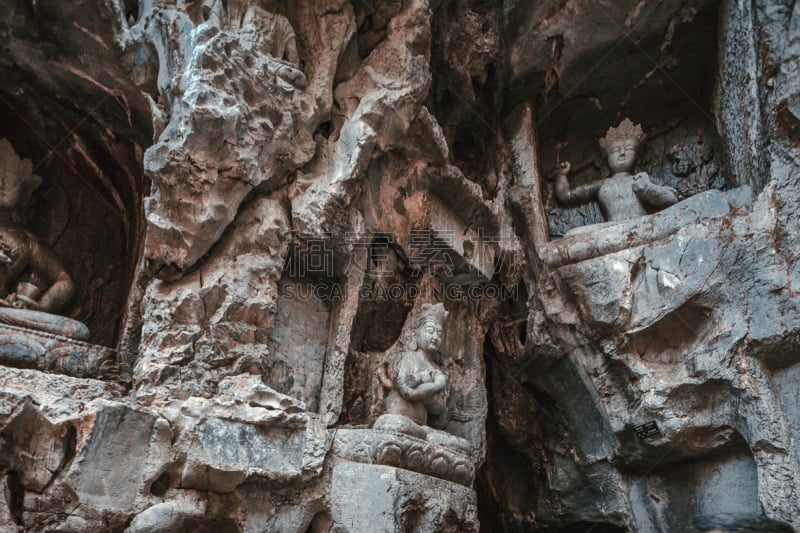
[550,119,679,223]
[374,303,469,452]
[239,4,299,64]
[669,146,692,177]
[667,145,707,199]
[666,141,725,198]
[239,4,306,90]
[0,140,88,340]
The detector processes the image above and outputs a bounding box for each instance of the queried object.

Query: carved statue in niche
[204,0,306,91]
[374,303,469,453]
[0,140,88,341]
[549,119,679,225]
[665,140,725,199]
[240,2,306,90]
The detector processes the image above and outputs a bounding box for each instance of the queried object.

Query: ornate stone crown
[599,118,645,152]
[413,303,449,329]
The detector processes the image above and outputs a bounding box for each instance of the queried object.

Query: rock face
[0,0,798,532]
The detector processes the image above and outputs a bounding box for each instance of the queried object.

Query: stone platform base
[0,324,114,378]
[332,428,475,486]
[331,463,478,532]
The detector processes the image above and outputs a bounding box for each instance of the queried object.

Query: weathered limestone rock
[330,464,478,532]
[391,165,499,282]
[63,402,173,518]
[125,500,207,533]
[2,0,800,531]
[170,376,330,492]
[0,400,69,493]
[141,5,315,276]
[291,0,433,239]
[0,480,19,532]
[139,0,356,277]
[135,195,291,399]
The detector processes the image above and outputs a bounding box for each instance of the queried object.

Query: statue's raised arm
[550,160,603,205]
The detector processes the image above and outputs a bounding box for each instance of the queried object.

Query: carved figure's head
[599,119,645,174]
[699,143,714,164]
[669,146,692,177]
[411,303,448,353]
[0,140,42,212]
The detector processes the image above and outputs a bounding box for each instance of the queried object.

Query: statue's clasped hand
[0,293,42,311]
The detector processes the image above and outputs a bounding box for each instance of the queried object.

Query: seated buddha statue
[0,140,89,341]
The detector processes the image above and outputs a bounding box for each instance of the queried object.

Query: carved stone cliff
[0,0,798,532]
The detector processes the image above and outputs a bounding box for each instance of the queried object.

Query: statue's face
[417,320,443,352]
[672,152,690,176]
[606,139,637,174]
[0,172,26,210]
[700,144,713,163]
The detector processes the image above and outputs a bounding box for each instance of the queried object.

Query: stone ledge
[542,189,736,268]
[0,324,116,378]
[332,428,475,486]
[330,463,479,532]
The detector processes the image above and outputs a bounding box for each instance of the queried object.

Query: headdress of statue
[413,303,448,330]
[399,303,449,352]
[0,139,42,212]
[598,118,645,153]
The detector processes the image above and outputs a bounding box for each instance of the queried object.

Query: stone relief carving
[334,302,474,485]
[663,137,726,199]
[0,140,87,341]
[0,141,114,377]
[332,428,474,486]
[538,118,738,267]
[6,0,800,530]
[548,119,679,228]
[543,123,729,239]
[202,0,306,91]
[373,303,469,451]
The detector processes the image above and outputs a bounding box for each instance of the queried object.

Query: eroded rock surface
[0,0,798,532]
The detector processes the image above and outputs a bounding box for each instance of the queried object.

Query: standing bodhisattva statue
[550,119,679,223]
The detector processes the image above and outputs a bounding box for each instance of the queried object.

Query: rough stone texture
[267,274,332,411]
[330,464,478,533]
[135,194,291,400]
[0,0,798,532]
